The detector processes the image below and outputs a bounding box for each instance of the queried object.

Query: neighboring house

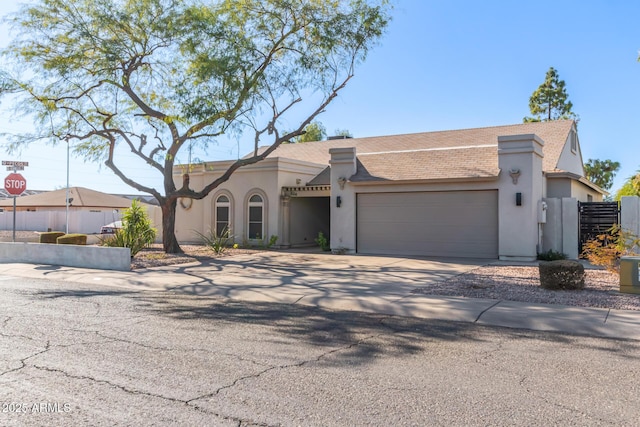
[0,186,157,234]
[172,120,604,261]
[0,188,43,199]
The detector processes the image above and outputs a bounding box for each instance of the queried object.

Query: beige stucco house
[172,120,604,261]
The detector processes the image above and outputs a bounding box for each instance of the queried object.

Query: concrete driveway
[0,249,488,306]
[163,250,489,302]
[85,249,492,326]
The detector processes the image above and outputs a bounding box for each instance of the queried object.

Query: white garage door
[357,190,498,258]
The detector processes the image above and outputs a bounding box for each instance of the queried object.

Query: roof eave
[348,175,500,186]
[545,171,608,196]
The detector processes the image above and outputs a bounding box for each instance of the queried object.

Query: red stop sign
[4,173,27,196]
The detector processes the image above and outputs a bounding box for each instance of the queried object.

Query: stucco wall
[570,180,603,202]
[542,197,579,259]
[172,158,325,244]
[555,130,584,175]
[0,242,131,271]
[546,178,572,199]
[497,134,545,261]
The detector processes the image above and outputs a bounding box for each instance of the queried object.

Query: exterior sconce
[337,176,347,190]
[509,168,521,185]
[336,196,342,208]
[516,192,522,206]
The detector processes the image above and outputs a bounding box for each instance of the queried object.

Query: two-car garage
[356,190,498,258]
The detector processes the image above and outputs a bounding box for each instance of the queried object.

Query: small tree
[581,225,640,274]
[524,67,578,123]
[103,200,156,257]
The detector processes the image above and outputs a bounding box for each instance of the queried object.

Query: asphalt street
[1,275,639,426]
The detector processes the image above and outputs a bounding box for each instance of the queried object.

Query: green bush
[537,249,567,261]
[195,226,233,255]
[39,232,65,244]
[100,200,156,257]
[57,234,87,245]
[315,232,330,251]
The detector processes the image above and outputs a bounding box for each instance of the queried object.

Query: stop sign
[4,173,27,196]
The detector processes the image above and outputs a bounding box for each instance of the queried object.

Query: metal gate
[578,201,620,253]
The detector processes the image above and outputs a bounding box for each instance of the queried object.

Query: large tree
[584,158,620,191]
[524,67,578,123]
[0,0,390,253]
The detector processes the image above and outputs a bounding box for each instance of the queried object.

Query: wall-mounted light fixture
[509,168,521,185]
[336,196,342,208]
[337,176,347,190]
[516,192,522,206]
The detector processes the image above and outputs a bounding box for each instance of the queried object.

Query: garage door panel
[357,191,498,258]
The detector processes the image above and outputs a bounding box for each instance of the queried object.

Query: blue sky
[1,0,639,195]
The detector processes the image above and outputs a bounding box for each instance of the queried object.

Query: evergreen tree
[524,67,578,123]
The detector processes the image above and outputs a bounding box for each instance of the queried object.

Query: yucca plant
[195,226,233,255]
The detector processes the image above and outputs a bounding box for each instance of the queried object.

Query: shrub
[315,232,330,251]
[57,234,87,245]
[264,235,278,249]
[539,260,585,290]
[581,225,640,274]
[100,200,156,257]
[99,232,127,248]
[537,249,567,261]
[256,234,278,249]
[195,226,233,255]
[39,232,65,244]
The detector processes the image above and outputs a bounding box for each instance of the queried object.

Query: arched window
[248,194,264,239]
[215,195,231,236]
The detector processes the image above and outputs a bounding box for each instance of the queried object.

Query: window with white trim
[248,194,264,239]
[215,195,231,236]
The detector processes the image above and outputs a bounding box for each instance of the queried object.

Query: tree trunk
[161,198,183,254]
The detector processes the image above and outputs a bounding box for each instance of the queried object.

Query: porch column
[497,134,545,261]
[329,147,357,253]
[279,195,291,248]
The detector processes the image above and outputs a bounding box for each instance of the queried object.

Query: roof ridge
[359,144,497,156]
[256,120,574,147]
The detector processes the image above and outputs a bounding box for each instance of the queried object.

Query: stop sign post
[4,172,27,242]
[5,172,27,196]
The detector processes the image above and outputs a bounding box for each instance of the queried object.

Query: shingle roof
[0,187,138,208]
[352,146,500,182]
[261,121,574,182]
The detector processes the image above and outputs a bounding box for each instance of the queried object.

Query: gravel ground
[412,265,640,311]
[130,244,262,269]
[2,230,638,311]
